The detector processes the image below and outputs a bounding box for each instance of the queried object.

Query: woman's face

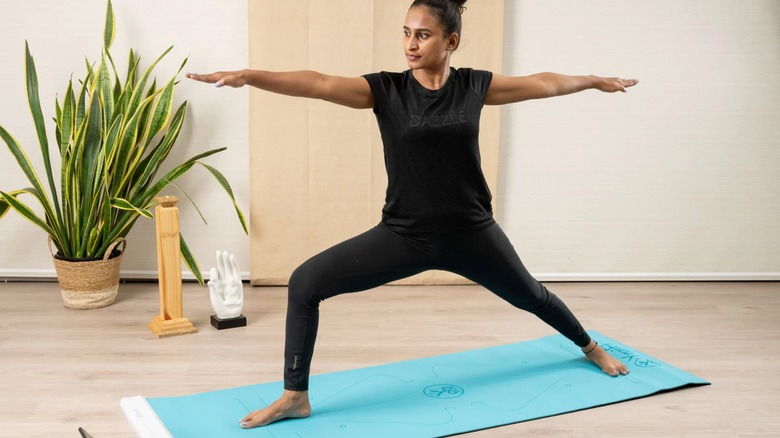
[403,6,457,70]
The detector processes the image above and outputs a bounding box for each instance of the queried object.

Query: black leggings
[284,222,591,391]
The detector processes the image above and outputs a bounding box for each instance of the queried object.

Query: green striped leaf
[103,114,123,180]
[0,125,58,231]
[198,162,248,234]
[59,79,74,156]
[92,211,136,258]
[99,55,114,126]
[116,51,139,116]
[180,234,204,286]
[25,41,63,226]
[0,196,10,220]
[124,46,172,122]
[0,190,55,237]
[171,182,207,225]
[25,42,50,164]
[138,147,226,204]
[0,189,29,220]
[104,0,115,49]
[142,56,187,150]
[54,117,61,151]
[86,227,99,258]
[54,96,62,125]
[113,93,159,194]
[75,61,94,128]
[123,81,166,185]
[134,78,157,151]
[110,197,153,219]
[58,80,76,248]
[126,49,138,85]
[145,78,175,146]
[99,189,112,251]
[103,47,121,104]
[81,90,102,216]
[131,102,187,194]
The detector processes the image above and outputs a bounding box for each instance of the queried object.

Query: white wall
[497,1,780,280]
[3,1,779,282]
[0,0,250,280]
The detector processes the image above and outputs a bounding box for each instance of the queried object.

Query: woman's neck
[412,62,451,90]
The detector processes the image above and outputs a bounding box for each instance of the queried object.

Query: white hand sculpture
[208,250,244,319]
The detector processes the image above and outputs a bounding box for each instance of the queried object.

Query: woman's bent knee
[288,261,324,310]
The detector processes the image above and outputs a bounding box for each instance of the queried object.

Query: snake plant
[0,0,247,284]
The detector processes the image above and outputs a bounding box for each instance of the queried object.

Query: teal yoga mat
[122,331,708,437]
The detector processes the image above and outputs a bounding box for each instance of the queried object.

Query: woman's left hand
[597,77,639,93]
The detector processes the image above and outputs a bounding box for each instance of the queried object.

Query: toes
[240,413,261,429]
[606,364,630,376]
[241,418,265,429]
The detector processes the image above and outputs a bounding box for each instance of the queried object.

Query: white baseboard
[1,269,778,282]
[533,272,780,282]
[0,269,251,282]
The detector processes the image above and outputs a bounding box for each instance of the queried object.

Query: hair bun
[449,0,467,12]
[409,0,467,46]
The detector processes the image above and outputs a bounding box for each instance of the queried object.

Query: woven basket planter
[50,238,127,310]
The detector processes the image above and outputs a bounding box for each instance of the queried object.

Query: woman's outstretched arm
[186,70,375,109]
[485,73,637,105]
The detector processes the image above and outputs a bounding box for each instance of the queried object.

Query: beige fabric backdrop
[249,0,504,285]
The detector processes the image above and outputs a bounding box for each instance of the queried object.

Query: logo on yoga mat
[601,343,662,368]
[423,384,464,399]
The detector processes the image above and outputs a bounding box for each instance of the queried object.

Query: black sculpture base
[210,314,247,330]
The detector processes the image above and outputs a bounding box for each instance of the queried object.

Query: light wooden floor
[0,281,778,437]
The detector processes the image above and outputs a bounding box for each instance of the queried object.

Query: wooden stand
[148,196,197,338]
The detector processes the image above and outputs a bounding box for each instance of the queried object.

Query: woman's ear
[448,33,460,51]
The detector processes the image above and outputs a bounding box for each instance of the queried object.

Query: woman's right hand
[186,70,248,88]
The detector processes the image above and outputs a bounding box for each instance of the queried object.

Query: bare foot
[239,390,311,429]
[582,341,629,376]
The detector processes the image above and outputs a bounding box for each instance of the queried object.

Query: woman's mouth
[406,54,421,62]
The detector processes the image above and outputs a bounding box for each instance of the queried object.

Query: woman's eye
[419,34,428,39]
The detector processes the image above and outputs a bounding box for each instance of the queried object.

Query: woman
[188,0,637,429]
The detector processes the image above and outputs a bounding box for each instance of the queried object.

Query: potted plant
[0,0,247,309]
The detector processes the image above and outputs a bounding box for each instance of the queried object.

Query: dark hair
[409,0,467,50]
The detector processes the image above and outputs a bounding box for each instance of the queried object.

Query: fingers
[221,251,231,281]
[186,72,217,83]
[599,77,638,93]
[229,254,242,282]
[618,78,639,92]
[185,72,227,88]
[217,250,228,279]
[186,71,243,88]
[208,267,219,284]
[214,250,243,282]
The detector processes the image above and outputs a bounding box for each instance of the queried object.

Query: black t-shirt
[363,67,495,235]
